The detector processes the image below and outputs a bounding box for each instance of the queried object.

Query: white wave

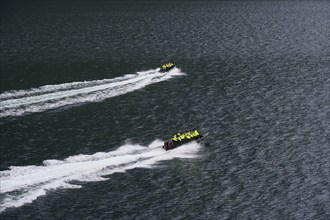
[0,140,201,213]
[0,67,183,117]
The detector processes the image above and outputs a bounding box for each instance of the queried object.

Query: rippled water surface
[1,1,329,219]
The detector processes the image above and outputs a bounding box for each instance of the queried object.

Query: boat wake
[0,140,201,213]
[0,67,183,118]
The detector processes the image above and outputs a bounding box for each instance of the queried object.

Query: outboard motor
[168,140,174,150]
[163,141,170,151]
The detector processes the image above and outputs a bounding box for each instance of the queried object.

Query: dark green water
[1,1,329,219]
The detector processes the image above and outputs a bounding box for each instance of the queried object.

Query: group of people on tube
[161,62,174,71]
[163,130,202,150]
[171,130,201,143]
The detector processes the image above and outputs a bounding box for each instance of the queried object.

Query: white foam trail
[0,140,201,213]
[0,68,183,117]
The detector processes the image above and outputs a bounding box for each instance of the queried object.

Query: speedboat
[162,131,209,151]
[159,62,175,73]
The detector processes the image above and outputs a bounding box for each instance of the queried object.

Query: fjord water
[1,1,329,219]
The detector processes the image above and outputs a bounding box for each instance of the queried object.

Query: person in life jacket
[171,134,178,142]
[179,133,185,142]
[185,132,192,140]
[192,130,200,138]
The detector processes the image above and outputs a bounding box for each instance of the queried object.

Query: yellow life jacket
[193,130,199,136]
[180,134,185,140]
